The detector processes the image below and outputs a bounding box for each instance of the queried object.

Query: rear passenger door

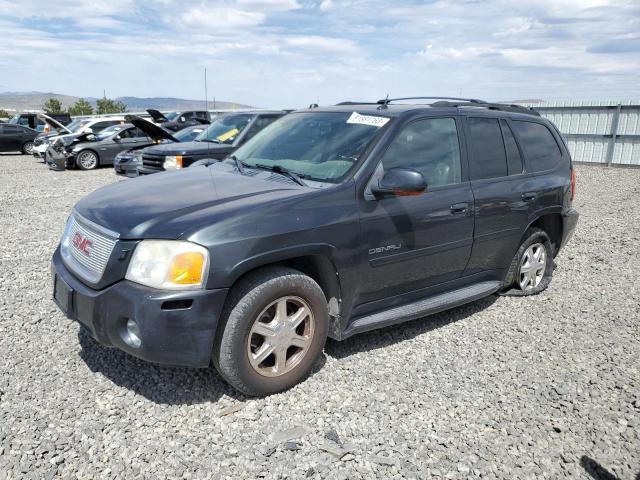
[357,116,475,306]
[463,116,534,275]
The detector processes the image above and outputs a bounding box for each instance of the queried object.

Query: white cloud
[0,0,638,106]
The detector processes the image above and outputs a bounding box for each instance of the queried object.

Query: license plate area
[54,274,74,317]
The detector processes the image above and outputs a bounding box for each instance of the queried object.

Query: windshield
[96,124,127,140]
[233,111,389,183]
[65,119,85,131]
[175,126,205,142]
[8,115,21,125]
[163,111,180,121]
[195,114,253,144]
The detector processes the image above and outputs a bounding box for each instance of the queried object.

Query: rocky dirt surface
[0,155,638,479]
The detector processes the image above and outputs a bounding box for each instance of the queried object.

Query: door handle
[522,192,537,202]
[450,202,469,214]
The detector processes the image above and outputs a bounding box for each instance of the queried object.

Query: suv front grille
[60,214,118,284]
[142,154,164,171]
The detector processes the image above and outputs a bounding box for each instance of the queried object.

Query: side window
[195,111,208,119]
[381,117,462,188]
[500,120,523,175]
[468,117,507,180]
[133,127,148,138]
[511,121,563,172]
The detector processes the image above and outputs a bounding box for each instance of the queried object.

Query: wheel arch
[222,246,343,318]
[527,212,563,256]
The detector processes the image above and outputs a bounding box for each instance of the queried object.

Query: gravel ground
[0,154,638,480]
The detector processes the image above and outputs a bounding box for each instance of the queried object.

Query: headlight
[125,240,209,289]
[164,155,183,170]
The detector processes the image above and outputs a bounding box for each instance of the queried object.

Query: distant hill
[0,91,252,112]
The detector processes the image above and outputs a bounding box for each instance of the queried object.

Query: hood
[125,115,178,142]
[146,109,168,123]
[74,163,305,239]
[143,140,231,156]
[37,113,72,134]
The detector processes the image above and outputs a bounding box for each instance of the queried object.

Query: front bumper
[114,159,142,177]
[52,247,228,367]
[560,207,579,251]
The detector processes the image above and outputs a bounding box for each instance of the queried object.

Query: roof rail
[431,100,540,116]
[377,96,487,109]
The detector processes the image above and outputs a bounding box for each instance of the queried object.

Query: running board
[343,281,502,338]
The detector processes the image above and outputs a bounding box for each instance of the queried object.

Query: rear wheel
[22,141,34,155]
[503,227,554,296]
[76,150,99,170]
[213,267,328,396]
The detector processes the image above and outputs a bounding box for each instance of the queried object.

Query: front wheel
[76,150,99,170]
[22,141,34,155]
[503,227,554,296]
[213,267,328,396]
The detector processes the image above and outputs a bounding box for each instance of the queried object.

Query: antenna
[204,68,208,112]
[377,93,390,110]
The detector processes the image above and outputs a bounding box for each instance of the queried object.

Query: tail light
[570,168,576,202]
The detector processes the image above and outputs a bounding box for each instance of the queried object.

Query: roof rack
[376,96,487,109]
[431,100,540,116]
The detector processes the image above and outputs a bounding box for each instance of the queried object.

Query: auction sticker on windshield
[346,112,390,128]
[217,128,240,142]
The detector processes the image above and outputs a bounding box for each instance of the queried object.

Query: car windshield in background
[8,115,21,125]
[175,127,205,142]
[65,119,87,132]
[96,125,126,140]
[196,114,253,144]
[233,112,389,183]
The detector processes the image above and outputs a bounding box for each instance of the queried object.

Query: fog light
[123,319,142,348]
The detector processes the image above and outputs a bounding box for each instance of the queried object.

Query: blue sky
[0,0,638,108]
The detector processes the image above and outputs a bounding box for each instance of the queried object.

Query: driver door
[356,116,474,307]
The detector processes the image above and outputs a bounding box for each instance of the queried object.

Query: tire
[502,227,554,296]
[213,267,329,396]
[22,141,34,155]
[75,150,99,170]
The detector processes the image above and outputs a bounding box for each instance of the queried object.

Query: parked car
[136,111,285,174]
[113,124,206,177]
[51,97,578,396]
[0,123,38,154]
[8,112,71,132]
[47,123,162,170]
[146,109,211,132]
[34,116,126,161]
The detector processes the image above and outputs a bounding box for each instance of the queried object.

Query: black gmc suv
[51,97,578,396]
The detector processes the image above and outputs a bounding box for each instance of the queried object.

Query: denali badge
[369,244,401,255]
[72,232,93,257]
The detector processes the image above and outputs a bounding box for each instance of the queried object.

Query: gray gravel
[1,154,639,479]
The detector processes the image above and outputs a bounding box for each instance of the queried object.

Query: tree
[96,97,127,114]
[68,98,94,116]
[43,98,64,114]
[0,109,10,119]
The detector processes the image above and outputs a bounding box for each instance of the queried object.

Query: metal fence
[521,100,640,167]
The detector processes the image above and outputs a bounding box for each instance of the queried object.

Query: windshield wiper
[254,163,308,187]
[229,155,247,174]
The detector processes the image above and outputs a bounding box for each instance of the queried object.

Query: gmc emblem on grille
[72,232,93,256]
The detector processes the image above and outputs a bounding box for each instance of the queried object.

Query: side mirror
[371,168,426,197]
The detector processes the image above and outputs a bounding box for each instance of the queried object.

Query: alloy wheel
[247,296,315,377]
[79,151,98,169]
[519,242,547,290]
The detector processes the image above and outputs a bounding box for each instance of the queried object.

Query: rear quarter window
[511,121,563,172]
